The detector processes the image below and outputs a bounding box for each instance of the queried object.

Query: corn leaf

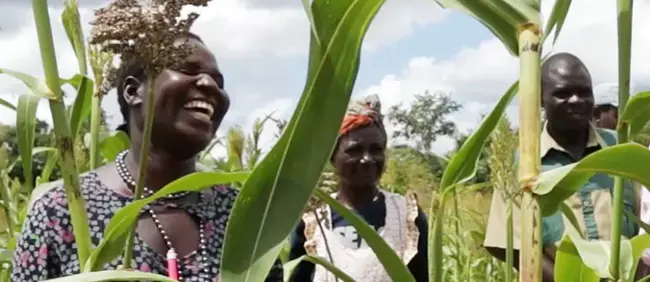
[439,81,518,192]
[433,0,540,56]
[542,0,572,44]
[61,0,87,75]
[85,171,250,271]
[283,254,356,282]
[219,0,386,281]
[556,223,635,280]
[315,190,415,282]
[64,74,94,137]
[99,131,130,162]
[620,91,650,138]
[0,68,57,100]
[535,143,650,216]
[43,270,176,282]
[0,98,15,111]
[16,94,41,192]
[554,235,600,282]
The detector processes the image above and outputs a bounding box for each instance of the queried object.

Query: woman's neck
[337,183,379,209]
[126,144,196,192]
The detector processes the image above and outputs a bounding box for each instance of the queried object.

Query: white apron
[302,190,421,282]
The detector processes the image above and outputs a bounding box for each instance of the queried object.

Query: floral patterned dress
[10,172,283,282]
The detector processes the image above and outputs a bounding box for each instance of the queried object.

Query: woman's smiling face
[124,37,230,158]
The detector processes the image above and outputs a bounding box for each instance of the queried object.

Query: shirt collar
[540,121,608,157]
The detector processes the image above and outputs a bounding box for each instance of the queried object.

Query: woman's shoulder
[28,172,103,212]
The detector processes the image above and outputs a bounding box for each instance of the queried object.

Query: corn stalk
[517,22,543,282]
[610,0,633,279]
[31,0,93,266]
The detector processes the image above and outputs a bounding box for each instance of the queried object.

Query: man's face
[596,107,618,130]
[542,59,594,130]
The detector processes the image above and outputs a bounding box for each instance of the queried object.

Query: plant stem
[31,0,93,267]
[506,199,514,282]
[517,23,543,282]
[429,194,446,282]
[122,69,157,269]
[89,96,101,169]
[610,0,633,278]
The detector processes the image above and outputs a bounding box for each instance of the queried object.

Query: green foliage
[387,91,461,153]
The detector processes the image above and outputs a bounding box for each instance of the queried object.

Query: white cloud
[358,0,650,155]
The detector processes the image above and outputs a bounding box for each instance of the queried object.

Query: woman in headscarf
[288,94,429,282]
[11,32,283,281]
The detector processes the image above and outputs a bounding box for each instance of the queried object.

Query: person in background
[288,94,429,282]
[483,52,639,281]
[593,92,618,130]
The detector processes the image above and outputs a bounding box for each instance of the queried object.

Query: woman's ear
[122,76,143,107]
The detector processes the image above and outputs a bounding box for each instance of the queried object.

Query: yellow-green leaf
[65,74,94,137]
[0,98,15,111]
[0,68,57,100]
[219,0,386,281]
[16,94,41,192]
[620,91,650,138]
[535,143,650,216]
[542,0,572,44]
[61,0,87,75]
[99,131,130,162]
[554,235,600,282]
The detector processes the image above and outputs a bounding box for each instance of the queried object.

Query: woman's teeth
[184,100,214,117]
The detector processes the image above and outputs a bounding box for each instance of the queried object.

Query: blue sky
[0,0,649,157]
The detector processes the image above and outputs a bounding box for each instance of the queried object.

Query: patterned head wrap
[338,94,387,139]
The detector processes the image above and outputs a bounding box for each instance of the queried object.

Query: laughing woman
[11,32,283,282]
[288,94,429,282]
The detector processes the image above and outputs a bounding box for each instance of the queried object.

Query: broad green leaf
[433,1,540,56]
[61,0,87,75]
[536,143,650,216]
[542,0,572,44]
[43,270,176,282]
[554,235,600,282]
[620,91,650,138]
[16,94,40,192]
[219,0,386,281]
[440,82,518,192]
[99,131,131,162]
[563,223,634,279]
[65,74,94,137]
[315,190,415,282]
[283,255,356,282]
[0,68,57,100]
[85,172,249,271]
[0,98,15,111]
[629,234,650,282]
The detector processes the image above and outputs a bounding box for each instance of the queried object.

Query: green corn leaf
[43,270,176,282]
[99,131,131,162]
[620,91,650,138]
[440,81,518,192]
[85,172,249,271]
[542,0,572,44]
[433,0,540,56]
[16,94,41,192]
[0,68,57,100]
[65,74,94,138]
[0,98,15,111]
[61,0,87,75]
[283,255,356,282]
[535,143,650,216]
[219,0,386,281]
[315,190,415,282]
[554,235,600,282]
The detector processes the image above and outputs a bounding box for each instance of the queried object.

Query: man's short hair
[594,103,618,117]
